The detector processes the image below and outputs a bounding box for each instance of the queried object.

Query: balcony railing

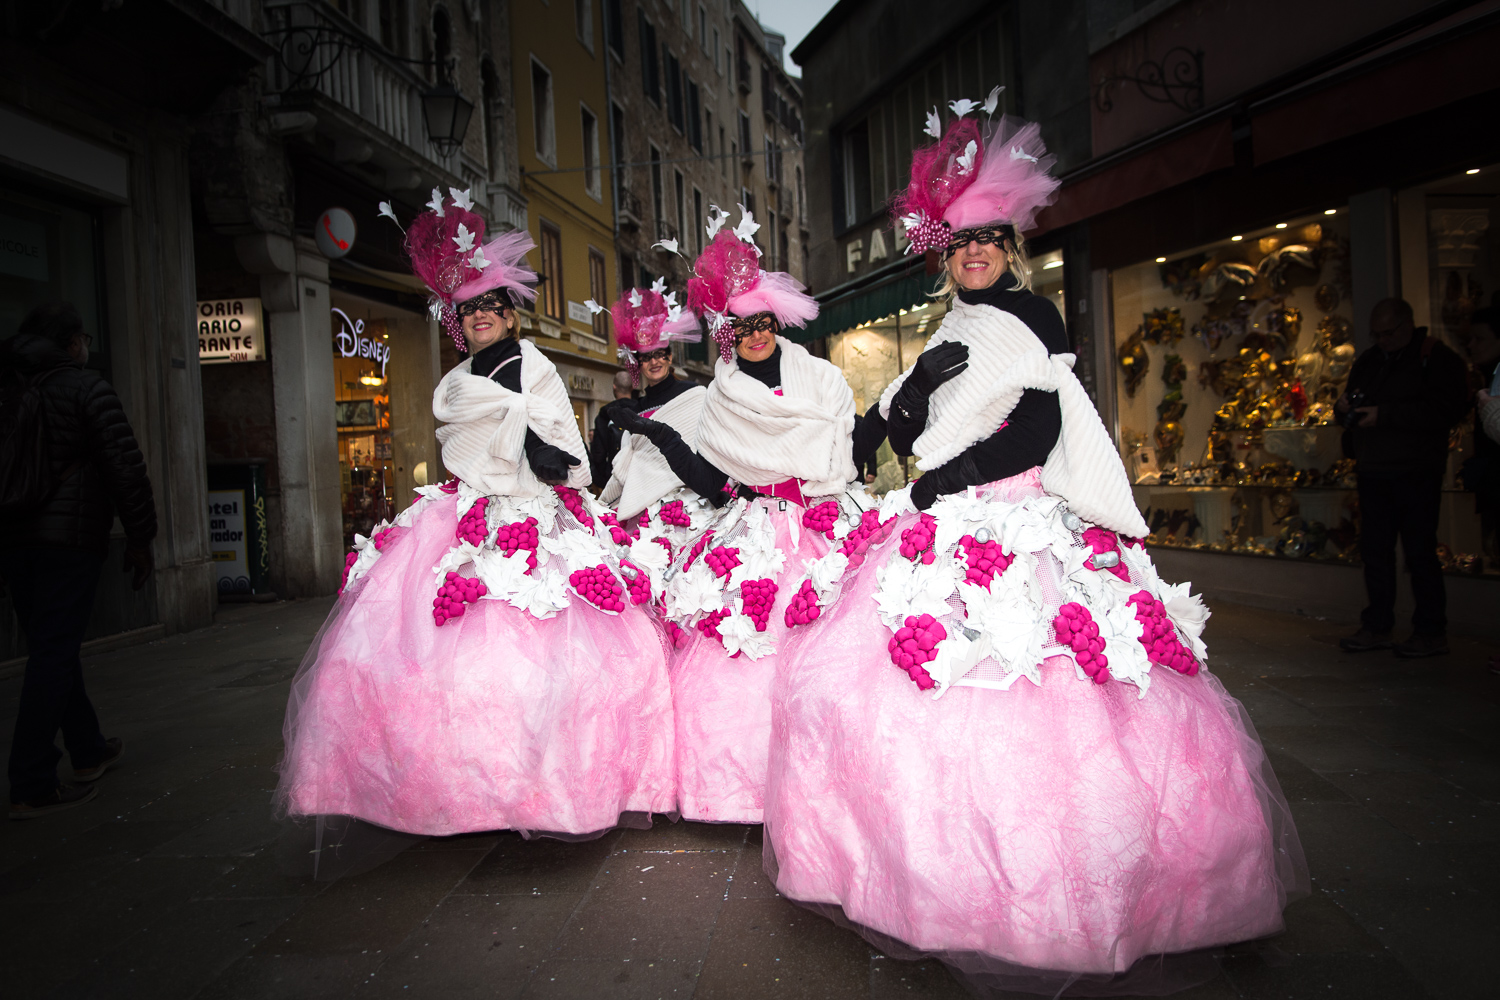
[263,1,457,172]
[618,188,645,231]
[655,219,680,245]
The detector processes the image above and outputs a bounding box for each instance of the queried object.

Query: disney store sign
[332,307,390,375]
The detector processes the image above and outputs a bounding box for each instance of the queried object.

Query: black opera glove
[910,454,981,511]
[529,443,581,484]
[605,399,652,435]
[899,342,969,404]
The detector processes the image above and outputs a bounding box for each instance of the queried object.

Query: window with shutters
[639,12,659,105]
[539,220,563,321]
[588,248,607,338]
[687,79,702,151]
[666,51,684,132]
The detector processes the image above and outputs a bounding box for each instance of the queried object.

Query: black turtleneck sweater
[890,273,1064,491]
[636,373,697,412]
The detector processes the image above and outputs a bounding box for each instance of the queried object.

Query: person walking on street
[1337,298,1469,658]
[588,370,635,488]
[1,302,156,819]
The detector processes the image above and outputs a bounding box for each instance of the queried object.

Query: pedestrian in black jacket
[1337,298,1470,658]
[588,370,635,489]
[1,303,156,819]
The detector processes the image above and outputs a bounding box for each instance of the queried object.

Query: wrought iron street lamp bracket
[1094,47,1204,114]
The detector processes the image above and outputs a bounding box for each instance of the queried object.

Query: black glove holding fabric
[910,453,981,511]
[605,401,731,503]
[889,342,969,455]
[604,399,651,436]
[528,435,581,484]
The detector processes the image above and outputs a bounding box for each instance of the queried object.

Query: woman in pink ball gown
[648,209,887,824]
[275,191,674,856]
[763,106,1307,995]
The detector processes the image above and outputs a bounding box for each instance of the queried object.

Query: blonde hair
[931,230,1034,302]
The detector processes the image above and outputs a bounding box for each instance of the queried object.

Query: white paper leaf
[377,201,399,224]
[468,247,491,271]
[734,204,761,243]
[427,187,446,216]
[955,140,978,176]
[719,605,775,660]
[652,238,680,255]
[449,187,475,211]
[1010,145,1038,164]
[982,85,1005,116]
[948,98,979,117]
[705,204,731,239]
[650,276,668,295]
[924,106,942,139]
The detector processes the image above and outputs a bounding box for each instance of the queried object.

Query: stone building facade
[602,0,806,378]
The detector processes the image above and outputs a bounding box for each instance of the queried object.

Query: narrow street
[1,599,1495,1000]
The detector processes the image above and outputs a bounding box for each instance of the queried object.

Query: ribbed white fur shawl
[696,336,857,497]
[601,384,708,518]
[432,339,590,496]
[879,300,1148,538]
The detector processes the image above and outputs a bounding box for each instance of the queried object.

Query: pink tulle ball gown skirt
[277,487,676,839]
[763,471,1307,993]
[665,495,834,823]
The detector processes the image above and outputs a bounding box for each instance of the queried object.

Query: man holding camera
[1337,299,1469,657]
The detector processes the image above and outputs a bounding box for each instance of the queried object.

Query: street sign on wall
[316,207,356,259]
[198,298,265,364]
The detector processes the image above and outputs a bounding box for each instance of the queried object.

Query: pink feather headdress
[586,279,702,387]
[379,187,538,352]
[892,92,1059,256]
[684,205,818,362]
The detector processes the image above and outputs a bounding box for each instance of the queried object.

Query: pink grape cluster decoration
[958,534,1013,588]
[696,608,731,646]
[684,531,714,570]
[899,513,938,564]
[704,544,741,579]
[665,619,689,648]
[658,500,692,527]
[568,563,625,612]
[455,497,491,547]
[1128,590,1199,675]
[339,550,359,593]
[599,511,638,547]
[433,571,488,626]
[888,613,944,691]
[620,560,653,605]
[840,509,895,569]
[802,501,840,539]
[495,517,541,573]
[1082,526,1129,582]
[1053,602,1109,683]
[652,536,674,560]
[739,578,778,631]
[554,486,594,529]
[783,579,821,628]
[373,526,397,550]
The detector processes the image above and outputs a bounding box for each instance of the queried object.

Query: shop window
[639,11,659,104]
[839,118,872,230]
[0,185,106,368]
[588,248,608,340]
[539,220,564,321]
[1109,210,1374,565]
[531,58,555,163]
[332,307,395,550]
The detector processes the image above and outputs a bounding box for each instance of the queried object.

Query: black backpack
[0,362,75,517]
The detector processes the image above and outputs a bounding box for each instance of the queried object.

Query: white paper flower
[948,98,980,118]
[584,299,605,315]
[427,187,446,216]
[719,605,775,660]
[377,201,399,225]
[807,550,849,598]
[705,204,731,239]
[879,486,917,522]
[1099,603,1150,694]
[924,106,942,139]
[448,187,475,211]
[653,238,680,255]
[665,565,725,619]
[982,85,1005,116]
[1161,582,1210,659]
[926,628,990,696]
[468,247,491,271]
[541,527,608,569]
[628,288,643,308]
[734,205,761,243]
[453,222,476,253]
[650,276,668,295]
[874,556,957,629]
[955,140,978,175]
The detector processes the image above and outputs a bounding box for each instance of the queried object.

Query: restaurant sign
[198,298,265,364]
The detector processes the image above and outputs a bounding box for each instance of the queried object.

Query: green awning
[786,264,942,343]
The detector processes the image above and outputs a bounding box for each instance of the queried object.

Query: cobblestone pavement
[1,598,1496,999]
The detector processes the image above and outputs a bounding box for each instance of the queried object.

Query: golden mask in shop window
[1118,328,1149,397]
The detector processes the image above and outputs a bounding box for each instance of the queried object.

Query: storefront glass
[0,183,104,359]
[1108,198,1495,578]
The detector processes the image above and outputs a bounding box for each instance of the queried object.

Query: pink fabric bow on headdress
[585,278,702,386]
[891,91,1060,256]
[683,205,818,362]
[379,187,538,352]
